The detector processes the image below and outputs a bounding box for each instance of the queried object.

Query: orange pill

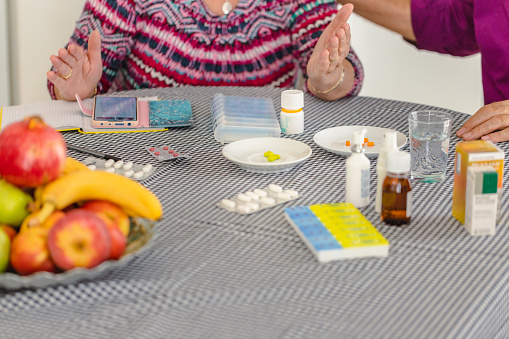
[367,141,375,147]
[346,140,351,146]
[364,138,369,143]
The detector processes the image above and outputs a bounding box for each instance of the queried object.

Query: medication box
[464,166,498,236]
[284,203,389,263]
[452,140,504,227]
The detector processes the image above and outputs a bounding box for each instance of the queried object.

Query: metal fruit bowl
[0,217,155,290]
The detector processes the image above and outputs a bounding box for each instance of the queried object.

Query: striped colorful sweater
[48,0,363,98]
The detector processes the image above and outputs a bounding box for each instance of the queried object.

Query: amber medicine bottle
[381,151,412,226]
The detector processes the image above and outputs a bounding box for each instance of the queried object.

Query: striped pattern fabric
[48,0,363,99]
[3,87,509,339]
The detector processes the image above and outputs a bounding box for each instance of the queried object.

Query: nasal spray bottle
[345,128,370,208]
[375,131,398,213]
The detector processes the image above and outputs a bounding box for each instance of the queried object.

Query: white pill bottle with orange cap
[280,90,304,134]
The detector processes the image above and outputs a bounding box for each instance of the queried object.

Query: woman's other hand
[46,30,103,101]
[456,100,509,142]
[307,3,354,101]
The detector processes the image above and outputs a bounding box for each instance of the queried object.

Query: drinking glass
[408,110,452,182]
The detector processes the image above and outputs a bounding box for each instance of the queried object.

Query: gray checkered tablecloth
[1,87,508,339]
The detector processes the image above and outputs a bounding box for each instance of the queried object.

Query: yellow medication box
[452,140,504,227]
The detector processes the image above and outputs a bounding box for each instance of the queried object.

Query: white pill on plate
[245,191,259,200]
[268,184,283,193]
[87,165,96,171]
[277,192,291,201]
[124,170,134,178]
[284,189,299,199]
[114,160,124,169]
[246,203,260,211]
[105,167,116,173]
[221,199,236,209]
[237,205,251,213]
[104,159,115,168]
[143,164,153,172]
[133,171,144,179]
[261,197,276,206]
[253,189,267,197]
[123,161,134,170]
[237,194,252,203]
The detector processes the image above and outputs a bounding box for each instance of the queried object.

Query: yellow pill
[275,154,281,159]
[267,156,275,162]
[264,151,274,157]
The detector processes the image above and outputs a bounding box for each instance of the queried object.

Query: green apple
[0,179,33,227]
[0,229,10,272]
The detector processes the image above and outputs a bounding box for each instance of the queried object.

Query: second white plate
[222,137,312,173]
[313,125,407,158]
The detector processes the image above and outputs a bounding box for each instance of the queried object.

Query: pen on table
[67,144,122,162]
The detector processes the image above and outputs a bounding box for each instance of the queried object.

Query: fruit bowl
[0,217,155,290]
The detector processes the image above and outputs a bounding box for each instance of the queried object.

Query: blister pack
[218,184,300,214]
[144,146,191,161]
[83,157,157,181]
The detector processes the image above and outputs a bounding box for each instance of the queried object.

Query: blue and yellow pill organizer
[284,203,389,262]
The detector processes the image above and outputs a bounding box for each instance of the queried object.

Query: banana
[29,171,162,226]
[62,157,90,174]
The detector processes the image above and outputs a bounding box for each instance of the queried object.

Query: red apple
[81,200,130,237]
[0,224,17,242]
[10,228,57,275]
[48,209,111,270]
[0,116,67,187]
[108,225,127,260]
[41,210,66,230]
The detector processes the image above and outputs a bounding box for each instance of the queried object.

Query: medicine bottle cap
[281,90,304,110]
[352,128,367,146]
[382,131,398,151]
[387,151,411,173]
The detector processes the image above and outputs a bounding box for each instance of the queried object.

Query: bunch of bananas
[25,157,163,229]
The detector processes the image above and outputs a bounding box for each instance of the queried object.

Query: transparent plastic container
[211,93,281,144]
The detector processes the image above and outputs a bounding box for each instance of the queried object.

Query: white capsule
[113,160,124,169]
[237,205,251,214]
[245,191,259,200]
[133,171,144,179]
[246,202,260,211]
[124,170,134,178]
[284,189,299,199]
[221,199,236,209]
[142,164,153,173]
[123,161,134,170]
[104,159,115,168]
[253,189,267,198]
[87,165,96,171]
[268,184,283,193]
[261,197,276,206]
[277,192,291,201]
[105,167,116,173]
[237,194,252,203]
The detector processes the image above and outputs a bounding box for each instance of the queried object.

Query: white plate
[313,126,407,158]
[222,137,312,173]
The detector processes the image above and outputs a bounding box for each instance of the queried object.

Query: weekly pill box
[285,203,389,262]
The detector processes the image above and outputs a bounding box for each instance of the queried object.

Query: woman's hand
[307,3,354,101]
[46,30,103,101]
[456,100,509,142]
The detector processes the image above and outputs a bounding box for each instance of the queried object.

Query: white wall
[0,0,10,108]
[6,2,484,115]
[8,0,86,105]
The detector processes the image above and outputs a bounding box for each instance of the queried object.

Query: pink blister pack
[144,146,191,161]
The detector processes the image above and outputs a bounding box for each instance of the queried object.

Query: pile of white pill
[83,157,156,181]
[218,184,300,214]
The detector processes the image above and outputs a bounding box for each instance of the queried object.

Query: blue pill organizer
[284,203,389,262]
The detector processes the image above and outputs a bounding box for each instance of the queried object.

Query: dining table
[1,86,508,339]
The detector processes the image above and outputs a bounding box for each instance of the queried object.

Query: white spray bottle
[345,128,370,207]
[375,131,398,214]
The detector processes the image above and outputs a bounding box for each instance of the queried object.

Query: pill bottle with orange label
[280,90,304,134]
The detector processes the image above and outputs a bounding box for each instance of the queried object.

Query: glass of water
[408,110,452,182]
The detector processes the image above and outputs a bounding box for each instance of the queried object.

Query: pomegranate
[0,116,67,187]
